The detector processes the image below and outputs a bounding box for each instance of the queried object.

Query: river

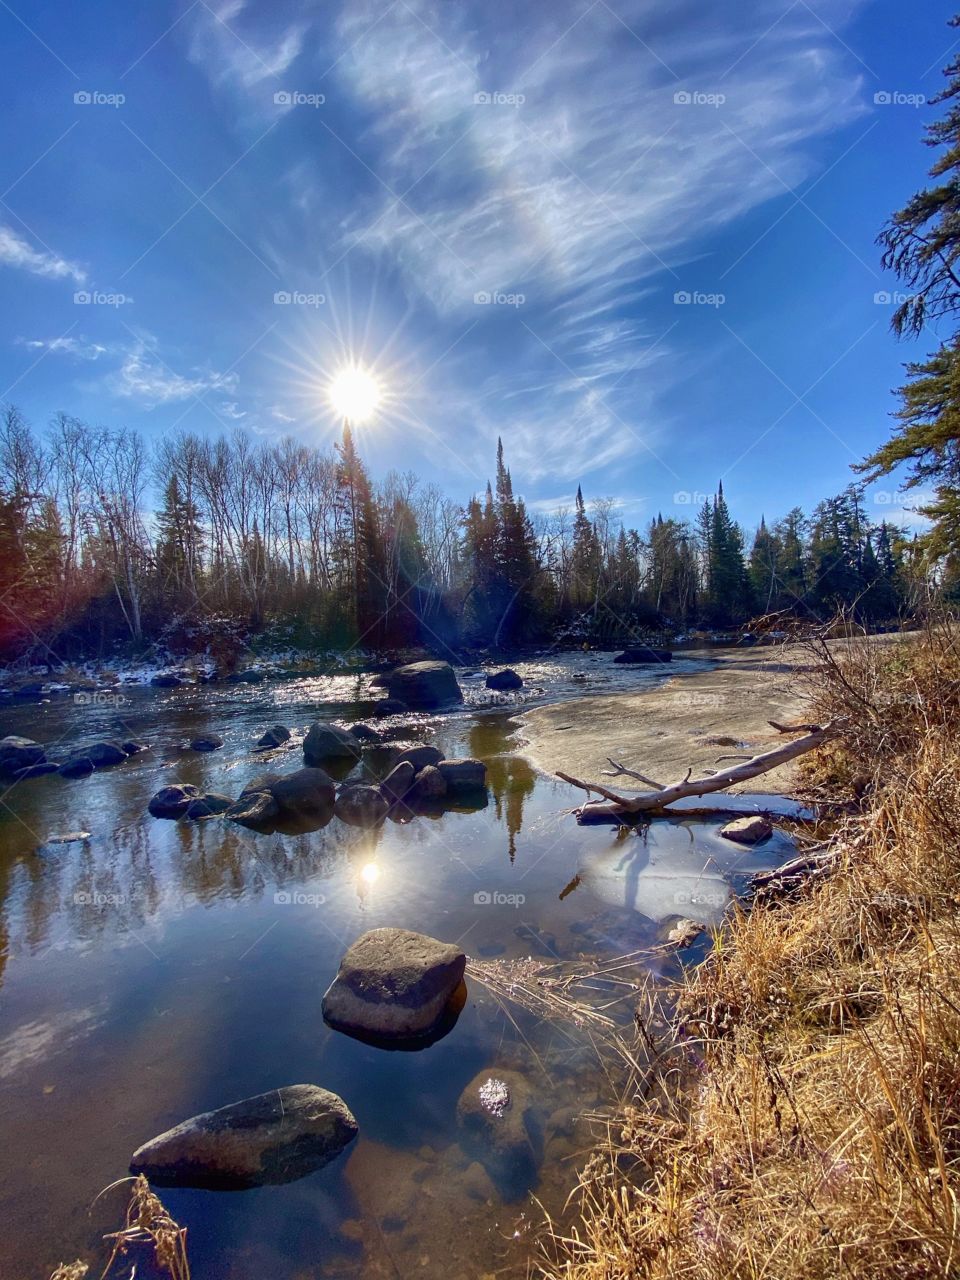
[0,654,798,1278]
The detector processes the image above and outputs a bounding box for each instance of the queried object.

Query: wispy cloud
[18,336,107,360]
[0,224,85,284]
[108,336,238,409]
[188,0,305,97]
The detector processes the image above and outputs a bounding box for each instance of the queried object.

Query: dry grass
[49,1175,190,1280]
[541,620,960,1280]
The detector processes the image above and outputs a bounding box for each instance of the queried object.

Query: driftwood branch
[559,722,839,821]
[600,757,666,789]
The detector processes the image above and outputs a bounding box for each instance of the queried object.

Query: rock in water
[184,793,234,819]
[437,759,487,792]
[347,723,380,743]
[486,669,523,691]
[257,724,290,748]
[334,784,389,828]
[412,764,447,799]
[613,647,672,664]
[720,814,773,845]
[322,927,466,1042]
[148,784,202,819]
[269,767,336,820]
[58,755,95,779]
[227,789,280,829]
[456,1068,541,1194]
[380,761,415,802]
[0,735,46,775]
[130,1084,357,1189]
[373,698,408,717]
[394,745,443,772]
[385,661,463,709]
[302,722,361,766]
[190,735,224,752]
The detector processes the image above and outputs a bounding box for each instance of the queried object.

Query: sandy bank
[518,646,816,795]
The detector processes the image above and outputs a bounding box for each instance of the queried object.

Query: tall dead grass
[541,620,960,1279]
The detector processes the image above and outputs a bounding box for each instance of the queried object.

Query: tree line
[0,405,927,664]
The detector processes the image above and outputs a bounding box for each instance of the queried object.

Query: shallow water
[0,656,796,1278]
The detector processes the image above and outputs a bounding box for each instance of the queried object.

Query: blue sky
[0,0,955,535]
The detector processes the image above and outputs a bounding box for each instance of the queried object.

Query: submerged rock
[0,736,46,775]
[190,734,224,752]
[456,1068,541,1194]
[257,724,290,748]
[373,698,408,717]
[335,784,389,828]
[303,722,361,766]
[486,668,523,691]
[348,723,380,743]
[720,814,773,845]
[151,673,182,687]
[130,1084,357,1189]
[385,660,462,709]
[322,927,466,1042]
[149,784,202,819]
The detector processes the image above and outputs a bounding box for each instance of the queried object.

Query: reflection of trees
[2,819,359,960]
[470,724,536,864]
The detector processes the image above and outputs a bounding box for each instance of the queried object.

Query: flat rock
[613,646,672,664]
[720,814,773,845]
[303,722,361,766]
[257,724,290,748]
[0,735,46,775]
[486,669,523,691]
[190,735,224,752]
[149,783,202,819]
[335,784,389,828]
[437,759,486,791]
[385,661,462,709]
[322,927,466,1042]
[130,1084,357,1189]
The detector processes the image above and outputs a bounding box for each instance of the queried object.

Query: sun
[327,364,382,423]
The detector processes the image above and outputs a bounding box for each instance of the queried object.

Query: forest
[0,404,933,664]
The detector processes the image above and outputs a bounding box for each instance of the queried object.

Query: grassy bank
[542,623,960,1279]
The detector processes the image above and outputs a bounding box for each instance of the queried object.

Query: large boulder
[303,722,361,766]
[457,1069,541,1194]
[486,669,523,691]
[269,767,336,820]
[184,793,234,819]
[257,724,290,748]
[384,661,462,709]
[437,759,487,792]
[0,736,46,775]
[149,784,202,819]
[613,647,672,664]
[130,1084,357,1189]
[720,814,773,845]
[394,745,443,773]
[322,927,466,1042]
[335,784,389,828]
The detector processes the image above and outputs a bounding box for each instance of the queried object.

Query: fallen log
[558,722,839,821]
